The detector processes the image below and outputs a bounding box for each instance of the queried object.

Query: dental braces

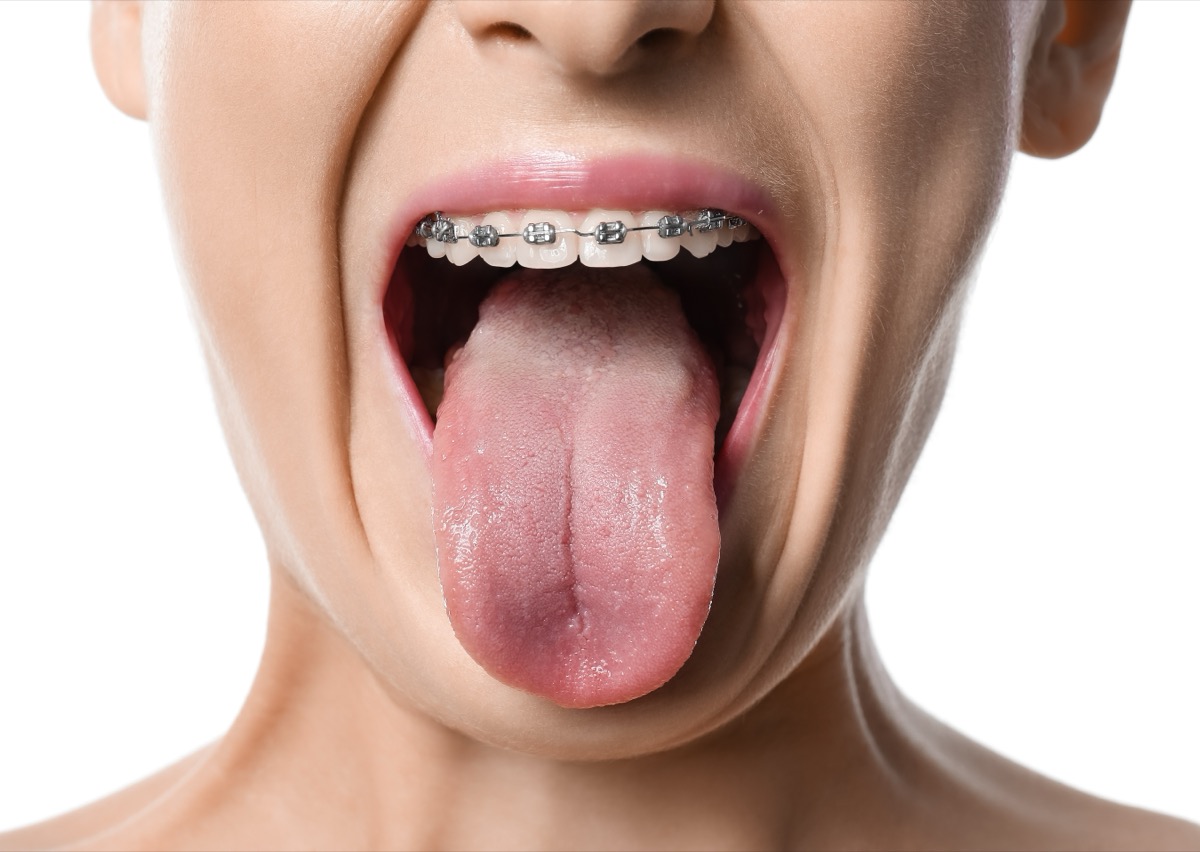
[413,209,747,249]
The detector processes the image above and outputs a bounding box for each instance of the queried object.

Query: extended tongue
[431,265,721,708]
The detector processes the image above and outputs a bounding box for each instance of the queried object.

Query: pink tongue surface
[431,265,720,708]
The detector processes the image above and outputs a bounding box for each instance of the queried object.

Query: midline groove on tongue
[431,265,721,708]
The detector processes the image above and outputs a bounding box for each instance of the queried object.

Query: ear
[91,0,147,120]
[1020,0,1131,158]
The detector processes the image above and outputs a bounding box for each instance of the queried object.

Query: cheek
[146,1,414,354]
[745,1,1020,465]
[765,1,1019,235]
[818,2,1018,412]
[142,2,420,553]
[763,0,1021,407]
[746,3,1022,617]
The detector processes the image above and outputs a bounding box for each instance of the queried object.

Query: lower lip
[714,247,786,505]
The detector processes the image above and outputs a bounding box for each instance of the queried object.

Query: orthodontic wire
[414,209,748,249]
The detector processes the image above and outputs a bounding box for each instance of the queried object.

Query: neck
[127,573,947,850]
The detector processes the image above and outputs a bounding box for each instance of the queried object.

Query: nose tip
[456,0,716,78]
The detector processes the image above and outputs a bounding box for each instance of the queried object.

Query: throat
[211,592,917,852]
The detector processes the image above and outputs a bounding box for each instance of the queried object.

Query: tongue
[431,265,721,708]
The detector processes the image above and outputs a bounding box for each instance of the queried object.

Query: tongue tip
[528,671,682,711]
[450,605,713,710]
[549,672,683,710]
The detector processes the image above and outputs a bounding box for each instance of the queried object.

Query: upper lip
[374,151,791,305]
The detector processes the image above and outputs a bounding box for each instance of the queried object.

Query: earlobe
[1020,0,1131,159]
[91,0,147,121]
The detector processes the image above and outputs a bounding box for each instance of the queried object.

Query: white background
[1,0,1197,833]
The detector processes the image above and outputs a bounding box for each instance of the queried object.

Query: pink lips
[376,151,793,504]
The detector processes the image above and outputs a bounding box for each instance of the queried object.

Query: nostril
[636,27,681,51]
[485,21,534,44]
[459,0,715,76]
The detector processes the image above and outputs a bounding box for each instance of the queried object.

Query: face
[125,0,1051,757]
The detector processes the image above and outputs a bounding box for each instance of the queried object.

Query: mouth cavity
[389,208,769,451]
[383,206,782,709]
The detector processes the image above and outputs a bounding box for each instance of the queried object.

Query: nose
[455,0,716,78]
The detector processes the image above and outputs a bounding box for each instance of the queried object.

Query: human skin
[4,0,1199,849]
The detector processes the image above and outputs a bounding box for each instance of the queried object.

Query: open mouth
[381,203,786,709]
[387,209,772,453]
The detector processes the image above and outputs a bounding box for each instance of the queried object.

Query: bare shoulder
[0,748,208,852]
[1036,788,1200,851]
[1054,774,1200,852]
[917,709,1200,851]
[1095,805,1200,851]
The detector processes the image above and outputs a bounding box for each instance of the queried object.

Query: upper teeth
[409,208,760,269]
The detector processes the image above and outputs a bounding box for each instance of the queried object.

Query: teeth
[639,210,681,262]
[445,216,479,266]
[516,210,579,270]
[480,212,517,267]
[415,208,758,269]
[732,223,759,243]
[679,223,718,259]
[425,235,447,259]
[578,209,639,268]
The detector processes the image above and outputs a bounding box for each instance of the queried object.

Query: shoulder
[1045,795,1200,851]
[0,749,207,851]
[1096,808,1200,852]
[920,711,1200,851]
